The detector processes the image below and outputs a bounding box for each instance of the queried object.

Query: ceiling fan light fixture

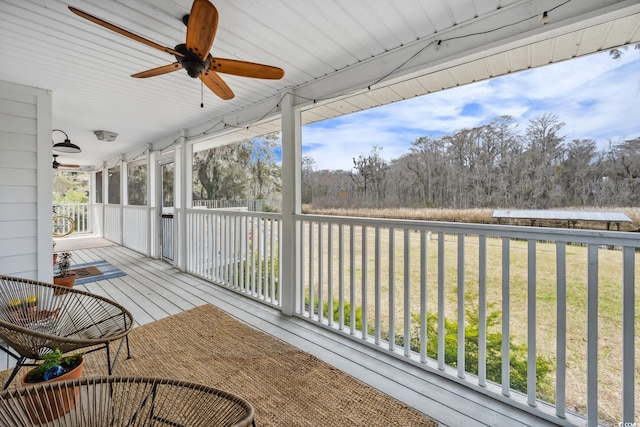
[52,129,81,153]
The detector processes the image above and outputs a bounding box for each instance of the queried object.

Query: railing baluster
[457,233,465,378]
[587,244,598,426]
[622,246,635,423]
[244,215,250,293]
[257,217,263,297]
[234,216,240,289]
[362,225,368,340]
[556,241,566,418]
[389,227,395,351]
[338,224,344,330]
[349,224,356,335]
[527,239,537,406]
[270,218,275,302]
[420,229,427,363]
[318,222,324,322]
[213,214,219,281]
[194,213,200,276]
[299,221,306,313]
[278,219,283,306]
[225,215,231,285]
[478,235,486,387]
[237,215,242,289]
[309,222,315,318]
[328,224,334,327]
[437,231,445,370]
[501,237,510,396]
[404,229,410,357]
[251,218,256,295]
[374,226,381,345]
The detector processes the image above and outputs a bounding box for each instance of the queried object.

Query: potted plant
[53,251,76,291]
[20,349,85,423]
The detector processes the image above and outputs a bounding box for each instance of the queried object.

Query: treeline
[303,114,640,210]
[192,134,282,209]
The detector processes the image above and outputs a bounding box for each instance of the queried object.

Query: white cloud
[303,51,640,171]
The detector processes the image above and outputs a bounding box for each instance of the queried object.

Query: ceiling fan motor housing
[174,44,210,78]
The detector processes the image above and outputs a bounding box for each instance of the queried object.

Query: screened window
[127,162,147,205]
[108,166,121,204]
[95,171,103,203]
[162,162,174,208]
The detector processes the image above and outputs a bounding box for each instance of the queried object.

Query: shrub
[418,309,553,397]
[308,296,553,399]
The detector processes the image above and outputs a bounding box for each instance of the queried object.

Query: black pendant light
[52,129,81,153]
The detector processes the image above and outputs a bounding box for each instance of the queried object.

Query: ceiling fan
[68,0,284,100]
[53,155,80,170]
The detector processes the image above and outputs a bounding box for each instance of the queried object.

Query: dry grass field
[301,207,640,425]
[304,206,640,231]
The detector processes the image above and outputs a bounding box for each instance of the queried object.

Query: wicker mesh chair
[0,275,133,389]
[0,376,255,426]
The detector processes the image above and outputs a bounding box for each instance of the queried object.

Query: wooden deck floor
[67,239,560,427]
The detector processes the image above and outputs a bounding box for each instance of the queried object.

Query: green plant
[416,308,553,399]
[24,349,83,383]
[56,251,73,278]
[314,297,554,400]
[241,253,280,298]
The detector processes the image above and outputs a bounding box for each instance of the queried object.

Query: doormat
[58,260,127,285]
[71,265,102,279]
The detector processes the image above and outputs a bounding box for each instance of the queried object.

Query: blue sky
[301,49,640,171]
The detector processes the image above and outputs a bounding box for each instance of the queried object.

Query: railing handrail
[296,213,640,246]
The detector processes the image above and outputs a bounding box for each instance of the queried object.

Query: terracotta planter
[20,356,85,424]
[52,253,58,267]
[53,272,77,295]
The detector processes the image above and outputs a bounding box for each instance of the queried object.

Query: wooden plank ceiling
[0,0,638,167]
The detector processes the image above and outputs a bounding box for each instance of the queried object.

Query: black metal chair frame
[0,275,133,389]
[0,376,256,426]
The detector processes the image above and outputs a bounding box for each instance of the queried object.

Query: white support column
[119,153,126,245]
[100,161,108,237]
[280,90,302,316]
[152,152,163,259]
[146,143,153,257]
[175,131,188,271]
[36,89,52,282]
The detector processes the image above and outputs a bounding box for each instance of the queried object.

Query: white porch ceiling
[1,0,639,168]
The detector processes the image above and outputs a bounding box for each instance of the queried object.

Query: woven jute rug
[18,304,437,426]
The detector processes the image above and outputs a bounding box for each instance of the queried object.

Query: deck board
[46,239,564,427]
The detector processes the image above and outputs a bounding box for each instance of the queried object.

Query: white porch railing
[121,206,638,426]
[53,203,90,234]
[296,215,638,427]
[185,209,281,307]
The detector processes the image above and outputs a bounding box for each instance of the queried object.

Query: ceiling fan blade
[68,6,184,57]
[186,0,219,61]
[200,71,234,100]
[209,58,285,80]
[132,63,183,78]
[59,164,80,168]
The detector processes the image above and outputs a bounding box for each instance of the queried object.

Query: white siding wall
[0,80,52,281]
